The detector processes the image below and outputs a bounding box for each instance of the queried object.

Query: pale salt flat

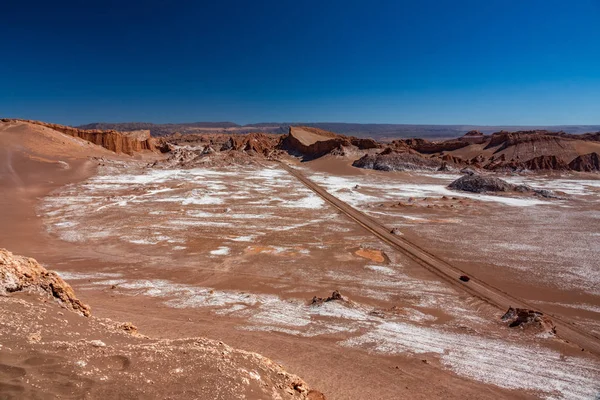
[364,265,396,275]
[308,172,551,207]
[41,165,347,249]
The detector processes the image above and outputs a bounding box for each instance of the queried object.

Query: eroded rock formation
[501,307,556,334]
[448,175,515,193]
[0,248,91,316]
[569,152,600,172]
[3,119,157,155]
[352,148,444,171]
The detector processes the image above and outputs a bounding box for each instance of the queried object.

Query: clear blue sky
[1,0,599,125]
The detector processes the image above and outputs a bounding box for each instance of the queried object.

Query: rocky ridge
[355,130,600,173]
[10,118,598,173]
[2,119,157,155]
[0,249,323,399]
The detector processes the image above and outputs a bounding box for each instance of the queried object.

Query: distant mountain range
[77,122,600,140]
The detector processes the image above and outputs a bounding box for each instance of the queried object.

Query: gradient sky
[1,0,599,125]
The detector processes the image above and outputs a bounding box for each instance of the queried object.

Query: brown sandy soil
[2,121,600,399]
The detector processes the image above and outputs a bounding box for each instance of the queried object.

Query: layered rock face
[2,119,157,155]
[461,130,487,144]
[403,138,470,154]
[356,129,600,173]
[522,155,569,171]
[0,248,90,316]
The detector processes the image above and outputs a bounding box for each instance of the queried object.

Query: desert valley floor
[1,120,600,399]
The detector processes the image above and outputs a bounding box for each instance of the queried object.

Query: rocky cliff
[2,119,157,155]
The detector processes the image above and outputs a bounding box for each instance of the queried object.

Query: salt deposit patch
[230,235,256,242]
[504,176,600,198]
[280,194,325,209]
[365,265,396,275]
[341,321,600,399]
[309,173,550,207]
[210,246,230,256]
[56,271,123,280]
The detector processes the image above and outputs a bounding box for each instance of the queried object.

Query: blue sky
[1,0,599,125]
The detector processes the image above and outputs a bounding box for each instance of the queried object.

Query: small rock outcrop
[448,174,559,198]
[0,249,91,316]
[448,174,515,193]
[352,148,443,171]
[403,138,470,154]
[501,307,556,334]
[310,290,348,306]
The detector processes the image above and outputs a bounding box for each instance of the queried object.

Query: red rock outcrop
[460,130,487,144]
[0,248,91,316]
[485,131,570,154]
[522,155,569,170]
[403,138,470,154]
[569,152,600,172]
[501,307,556,334]
[3,119,157,155]
[220,132,278,156]
[349,137,379,149]
[441,154,467,166]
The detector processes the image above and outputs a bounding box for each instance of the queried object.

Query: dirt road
[279,162,600,356]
